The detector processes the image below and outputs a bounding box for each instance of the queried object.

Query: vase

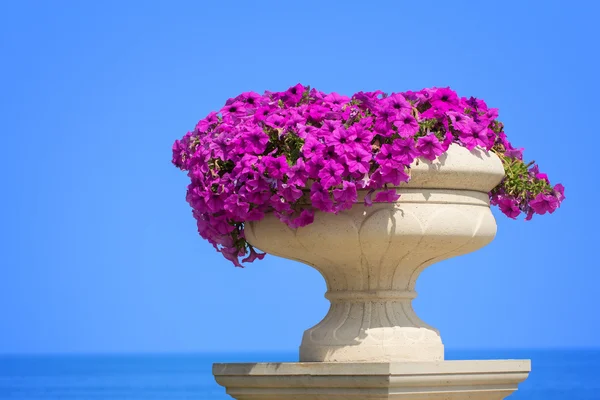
[244,144,505,363]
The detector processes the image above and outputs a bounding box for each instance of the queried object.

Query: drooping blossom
[529,193,560,215]
[374,189,401,202]
[497,196,521,219]
[333,181,358,210]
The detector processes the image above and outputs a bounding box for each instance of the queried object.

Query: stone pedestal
[214,360,531,400]
[212,146,531,399]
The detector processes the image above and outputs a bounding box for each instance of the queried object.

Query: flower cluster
[172,85,564,266]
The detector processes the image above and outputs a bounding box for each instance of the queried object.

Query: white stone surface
[245,145,505,363]
[213,360,531,400]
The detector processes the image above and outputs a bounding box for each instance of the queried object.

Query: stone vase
[244,144,505,363]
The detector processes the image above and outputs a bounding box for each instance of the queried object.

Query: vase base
[213,359,530,400]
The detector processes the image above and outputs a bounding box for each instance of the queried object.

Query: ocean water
[0,349,598,399]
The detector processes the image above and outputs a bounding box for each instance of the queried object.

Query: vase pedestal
[214,360,531,400]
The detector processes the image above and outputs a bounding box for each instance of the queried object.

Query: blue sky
[1,0,598,354]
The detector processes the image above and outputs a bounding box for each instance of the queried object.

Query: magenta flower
[373,106,397,136]
[306,157,326,179]
[447,111,472,133]
[343,146,372,175]
[242,246,266,263]
[224,195,250,219]
[306,104,330,122]
[324,92,350,109]
[296,123,318,139]
[326,127,355,153]
[310,182,334,212]
[221,247,243,268]
[505,147,524,160]
[290,209,315,228]
[283,83,305,105]
[430,87,460,111]
[379,165,410,186]
[384,93,411,114]
[242,128,269,154]
[263,155,289,179]
[553,183,565,202]
[269,194,291,212]
[333,181,358,204]
[375,144,398,168]
[279,182,303,202]
[265,113,288,129]
[374,189,401,203]
[364,189,375,207]
[416,135,444,160]
[195,112,219,133]
[287,159,309,186]
[171,138,189,169]
[497,196,521,219]
[220,101,247,118]
[394,111,419,138]
[530,192,560,215]
[459,122,492,150]
[239,91,261,107]
[320,120,342,137]
[392,137,418,165]
[348,124,374,146]
[318,160,345,188]
[536,173,549,184]
[254,106,274,122]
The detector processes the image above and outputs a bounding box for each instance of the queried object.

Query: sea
[0,349,598,399]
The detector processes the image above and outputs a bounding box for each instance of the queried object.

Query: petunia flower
[279,182,303,203]
[290,209,315,228]
[282,83,305,105]
[378,165,410,186]
[318,160,345,189]
[430,87,460,111]
[348,124,374,146]
[447,111,472,133]
[392,137,418,165]
[459,122,492,150]
[242,127,269,154]
[242,246,266,263]
[505,147,524,160]
[220,101,247,118]
[310,182,334,212]
[343,145,372,175]
[384,93,412,114]
[529,192,560,215]
[375,144,398,169]
[333,181,358,204]
[497,196,521,219]
[324,92,350,109]
[373,106,397,136]
[416,134,444,160]
[263,155,289,179]
[553,183,565,202]
[326,127,355,153]
[287,159,309,186]
[393,111,419,138]
[374,189,401,203]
